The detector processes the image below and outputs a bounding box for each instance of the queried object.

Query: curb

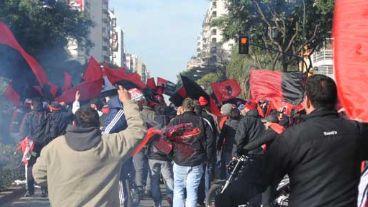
[0,185,25,205]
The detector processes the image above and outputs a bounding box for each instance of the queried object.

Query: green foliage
[196,72,225,94]
[0,0,92,85]
[214,0,334,72]
[0,144,23,191]
[0,0,92,55]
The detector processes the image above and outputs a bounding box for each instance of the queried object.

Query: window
[211,29,217,35]
[212,38,217,43]
[212,1,217,8]
[212,11,217,17]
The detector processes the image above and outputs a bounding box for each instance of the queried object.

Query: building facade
[67,0,111,63]
[109,10,125,67]
[125,53,149,83]
[187,0,235,70]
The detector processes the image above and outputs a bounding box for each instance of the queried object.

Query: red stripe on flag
[55,79,103,103]
[249,69,283,102]
[3,84,20,106]
[334,0,368,122]
[83,57,103,82]
[0,22,48,86]
[63,72,73,91]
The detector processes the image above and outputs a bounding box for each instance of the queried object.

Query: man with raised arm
[33,86,146,207]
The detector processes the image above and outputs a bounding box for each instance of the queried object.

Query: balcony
[312,49,333,63]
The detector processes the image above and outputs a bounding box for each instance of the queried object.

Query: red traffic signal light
[239,35,249,54]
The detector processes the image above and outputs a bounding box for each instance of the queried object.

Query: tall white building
[67,0,111,63]
[109,10,125,67]
[125,54,149,83]
[187,0,235,69]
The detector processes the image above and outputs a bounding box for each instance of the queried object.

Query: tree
[0,0,92,85]
[196,71,225,94]
[213,0,334,72]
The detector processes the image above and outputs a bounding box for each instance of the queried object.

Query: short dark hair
[31,97,43,111]
[229,108,241,120]
[305,75,337,110]
[182,98,194,112]
[75,106,100,128]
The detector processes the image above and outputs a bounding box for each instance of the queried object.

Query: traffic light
[239,35,249,54]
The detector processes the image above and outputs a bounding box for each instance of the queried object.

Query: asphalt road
[2,188,171,207]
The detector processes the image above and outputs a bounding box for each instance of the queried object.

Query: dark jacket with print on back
[218,109,368,207]
[168,111,215,166]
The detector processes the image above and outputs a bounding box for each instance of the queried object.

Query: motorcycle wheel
[205,184,223,207]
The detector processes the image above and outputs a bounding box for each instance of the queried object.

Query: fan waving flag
[334,0,368,122]
[249,69,305,106]
[211,79,241,103]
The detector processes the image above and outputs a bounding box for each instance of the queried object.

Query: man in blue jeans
[167,98,215,207]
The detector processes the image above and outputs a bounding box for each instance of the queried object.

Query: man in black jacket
[235,104,265,154]
[20,98,49,197]
[168,98,215,207]
[47,102,73,142]
[216,75,368,207]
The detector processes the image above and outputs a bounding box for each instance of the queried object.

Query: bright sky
[110,0,209,83]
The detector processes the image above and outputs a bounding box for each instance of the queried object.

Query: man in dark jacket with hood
[20,97,49,197]
[217,75,368,207]
[235,103,265,155]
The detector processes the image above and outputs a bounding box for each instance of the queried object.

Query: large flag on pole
[334,0,368,122]
[249,69,305,108]
[211,79,241,103]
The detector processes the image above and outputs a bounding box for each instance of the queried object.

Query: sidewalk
[0,185,25,206]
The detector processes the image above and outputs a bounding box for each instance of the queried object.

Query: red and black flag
[169,75,221,116]
[211,79,241,103]
[0,21,59,102]
[103,65,145,89]
[157,77,176,96]
[334,0,368,122]
[249,69,305,109]
[146,77,157,91]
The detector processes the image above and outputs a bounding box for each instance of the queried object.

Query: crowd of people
[9,74,368,207]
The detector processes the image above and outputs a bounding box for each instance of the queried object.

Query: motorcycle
[206,154,290,207]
